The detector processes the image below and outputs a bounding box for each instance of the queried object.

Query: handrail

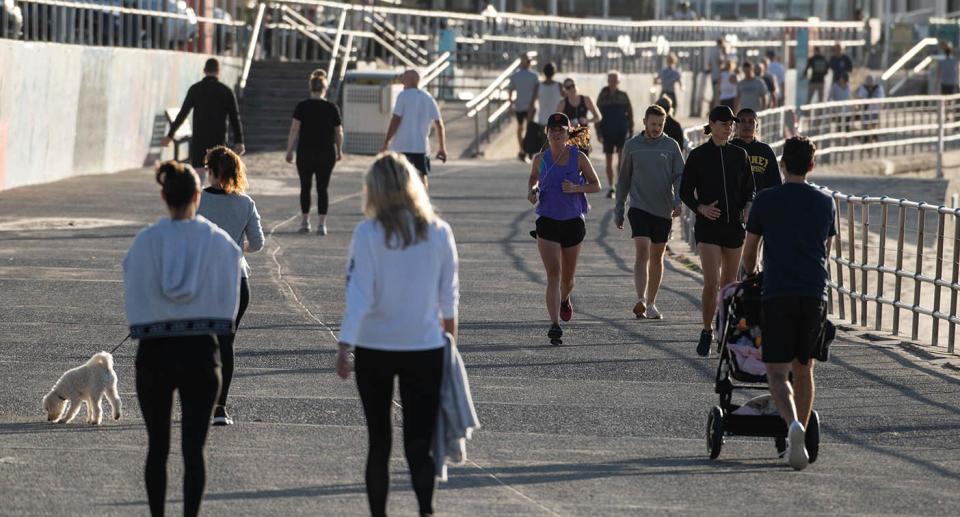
[420,52,451,87]
[881,37,938,82]
[16,0,243,25]
[239,2,266,95]
[465,51,536,113]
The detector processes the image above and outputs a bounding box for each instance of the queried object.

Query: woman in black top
[285,72,343,235]
[555,78,600,128]
[679,105,755,356]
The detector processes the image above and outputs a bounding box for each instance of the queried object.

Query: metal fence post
[911,204,926,341]
[847,198,859,325]
[833,196,846,320]
[937,99,945,180]
[860,196,869,324]
[893,203,907,336]
[932,210,946,346]
[950,210,960,353]
[876,201,888,331]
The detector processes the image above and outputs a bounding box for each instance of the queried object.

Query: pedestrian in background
[123,161,242,517]
[805,47,829,103]
[741,136,835,471]
[527,113,602,345]
[827,72,852,133]
[717,59,739,110]
[508,53,540,162]
[336,152,459,517]
[730,108,782,193]
[679,106,755,356]
[937,44,958,94]
[735,60,767,113]
[286,71,343,235]
[382,69,448,190]
[162,58,244,170]
[596,71,634,198]
[197,146,264,427]
[828,43,853,88]
[655,52,683,114]
[614,105,684,321]
[656,95,685,151]
[557,78,601,128]
[766,50,786,106]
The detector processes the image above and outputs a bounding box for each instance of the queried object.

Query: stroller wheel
[706,406,724,459]
[806,410,821,464]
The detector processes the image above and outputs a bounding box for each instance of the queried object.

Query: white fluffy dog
[42,351,122,425]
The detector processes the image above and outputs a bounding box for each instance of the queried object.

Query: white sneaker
[633,297,646,319]
[298,219,311,234]
[645,304,662,320]
[787,421,809,470]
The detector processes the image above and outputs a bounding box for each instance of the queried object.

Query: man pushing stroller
[741,136,835,470]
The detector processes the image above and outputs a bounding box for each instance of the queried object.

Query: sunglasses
[563,83,575,89]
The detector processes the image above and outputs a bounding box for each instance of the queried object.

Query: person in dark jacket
[655,95,685,152]
[162,58,245,169]
[729,108,782,192]
[679,105,755,356]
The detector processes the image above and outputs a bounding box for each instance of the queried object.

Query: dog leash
[110,334,131,354]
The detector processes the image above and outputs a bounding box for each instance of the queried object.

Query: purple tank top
[536,145,589,221]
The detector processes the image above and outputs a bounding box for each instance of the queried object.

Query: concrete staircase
[240,61,329,152]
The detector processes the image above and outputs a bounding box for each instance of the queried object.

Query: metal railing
[818,188,960,353]
[7,0,244,54]
[464,53,535,157]
[678,94,960,353]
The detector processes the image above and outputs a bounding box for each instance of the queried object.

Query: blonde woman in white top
[336,152,459,517]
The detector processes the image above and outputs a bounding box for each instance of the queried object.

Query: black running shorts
[760,296,826,364]
[602,133,627,154]
[402,153,431,176]
[695,220,745,248]
[536,216,586,248]
[515,111,529,124]
[628,207,672,243]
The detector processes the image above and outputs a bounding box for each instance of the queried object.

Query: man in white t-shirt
[382,69,447,189]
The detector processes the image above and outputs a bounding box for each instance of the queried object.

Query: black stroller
[705,273,820,461]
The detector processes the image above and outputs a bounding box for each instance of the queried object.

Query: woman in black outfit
[679,105,756,357]
[285,71,344,235]
[555,77,601,127]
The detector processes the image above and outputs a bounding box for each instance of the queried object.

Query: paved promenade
[1,154,959,516]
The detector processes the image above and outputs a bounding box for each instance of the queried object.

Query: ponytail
[155,161,200,208]
[204,145,248,195]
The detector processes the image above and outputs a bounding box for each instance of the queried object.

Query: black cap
[546,112,570,128]
[709,105,739,122]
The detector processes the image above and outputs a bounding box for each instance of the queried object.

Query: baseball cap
[709,105,739,122]
[546,112,570,128]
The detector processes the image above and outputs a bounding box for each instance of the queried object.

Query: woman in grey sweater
[197,146,264,426]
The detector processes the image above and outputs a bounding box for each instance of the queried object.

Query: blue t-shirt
[746,183,837,301]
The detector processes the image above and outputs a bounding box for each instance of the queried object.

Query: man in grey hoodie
[614,105,684,320]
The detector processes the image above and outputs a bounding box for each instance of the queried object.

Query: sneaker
[212,405,234,426]
[606,188,615,199]
[633,298,646,319]
[559,297,573,322]
[298,219,311,234]
[787,421,809,470]
[696,329,713,356]
[316,224,327,236]
[517,151,526,162]
[547,323,563,340]
[645,303,662,320]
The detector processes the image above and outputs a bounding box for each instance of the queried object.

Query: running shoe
[517,151,526,162]
[696,329,713,356]
[560,297,573,321]
[786,421,809,470]
[212,405,234,426]
[633,298,646,318]
[316,224,327,236]
[547,323,563,345]
[298,220,311,234]
[606,188,615,199]
[645,303,662,320]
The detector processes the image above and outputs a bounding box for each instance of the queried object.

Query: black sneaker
[212,405,234,426]
[547,323,563,345]
[696,329,713,357]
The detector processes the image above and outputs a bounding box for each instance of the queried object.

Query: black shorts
[190,141,223,169]
[761,296,826,364]
[535,216,586,248]
[628,207,672,243]
[602,133,627,154]
[402,153,431,176]
[515,111,529,124]
[695,220,745,248]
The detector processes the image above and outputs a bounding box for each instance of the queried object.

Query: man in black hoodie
[161,58,245,169]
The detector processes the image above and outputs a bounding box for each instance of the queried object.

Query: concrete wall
[0,40,241,191]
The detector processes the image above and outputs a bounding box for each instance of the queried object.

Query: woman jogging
[286,71,344,235]
[556,78,601,128]
[527,113,602,345]
[336,152,459,517]
[123,161,242,516]
[197,146,264,426]
[679,105,755,356]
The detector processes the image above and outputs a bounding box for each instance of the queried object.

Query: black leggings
[296,153,336,215]
[354,346,444,517]
[217,277,249,407]
[136,335,221,517]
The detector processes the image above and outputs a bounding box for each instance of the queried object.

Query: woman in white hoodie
[336,152,459,517]
[123,161,242,517]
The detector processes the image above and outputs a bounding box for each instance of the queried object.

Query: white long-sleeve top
[339,216,459,351]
